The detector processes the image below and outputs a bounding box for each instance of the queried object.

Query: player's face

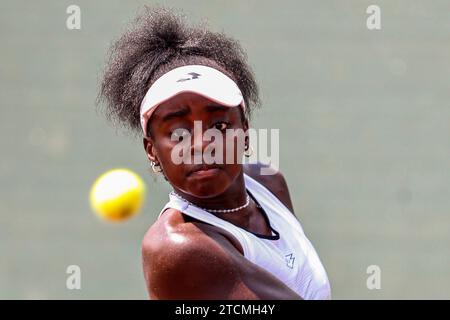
[144,92,248,198]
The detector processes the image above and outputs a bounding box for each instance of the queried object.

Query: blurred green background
[1,0,449,299]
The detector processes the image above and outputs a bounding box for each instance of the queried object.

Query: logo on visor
[177,72,201,82]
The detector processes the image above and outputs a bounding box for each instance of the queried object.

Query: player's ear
[242,117,249,132]
[242,117,250,145]
[143,137,157,163]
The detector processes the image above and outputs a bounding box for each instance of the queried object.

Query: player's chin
[185,168,230,196]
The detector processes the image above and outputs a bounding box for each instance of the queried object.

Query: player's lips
[188,164,222,177]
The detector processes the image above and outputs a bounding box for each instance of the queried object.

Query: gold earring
[151,161,163,173]
[244,144,253,157]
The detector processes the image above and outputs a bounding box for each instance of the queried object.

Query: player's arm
[142,224,302,300]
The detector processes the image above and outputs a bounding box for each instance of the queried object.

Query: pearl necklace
[170,191,251,213]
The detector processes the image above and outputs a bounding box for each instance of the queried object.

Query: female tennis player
[98,7,330,300]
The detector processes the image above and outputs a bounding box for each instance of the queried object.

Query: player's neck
[172,171,251,218]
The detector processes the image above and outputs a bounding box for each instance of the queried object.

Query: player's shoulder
[141,208,241,299]
[142,208,238,257]
[243,162,295,214]
[141,207,241,270]
[243,161,284,186]
[142,208,208,257]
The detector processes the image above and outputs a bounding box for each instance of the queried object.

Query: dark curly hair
[97,6,260,137]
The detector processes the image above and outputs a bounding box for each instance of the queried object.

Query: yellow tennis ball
[90,169,146,222]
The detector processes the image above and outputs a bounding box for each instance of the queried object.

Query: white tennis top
[157,173,331,299]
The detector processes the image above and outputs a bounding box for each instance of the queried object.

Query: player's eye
[213,121,230,131]
[171,128,191,141]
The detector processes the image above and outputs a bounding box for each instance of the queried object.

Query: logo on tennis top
[285,253,295,269]
[177,72,201,82]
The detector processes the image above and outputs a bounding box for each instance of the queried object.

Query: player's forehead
[152,92,231,120]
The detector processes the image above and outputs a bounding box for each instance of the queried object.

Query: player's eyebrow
[161,106,190,122]
[204,104,230,113]
[160,104,230,122]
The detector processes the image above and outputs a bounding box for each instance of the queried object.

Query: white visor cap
[140,65,245,136]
